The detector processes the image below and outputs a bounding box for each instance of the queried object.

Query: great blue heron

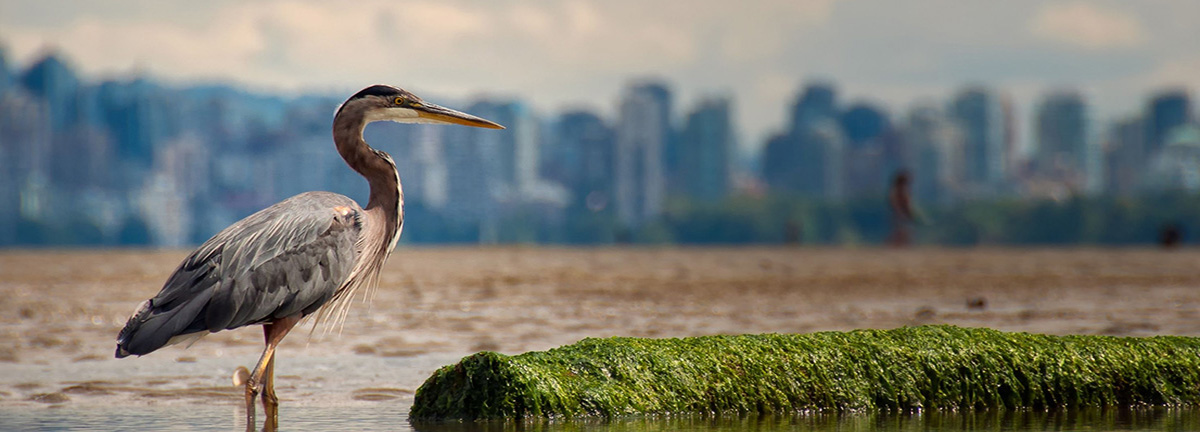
[114,85,502,429]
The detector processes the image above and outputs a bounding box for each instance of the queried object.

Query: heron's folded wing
[116,191,362,357]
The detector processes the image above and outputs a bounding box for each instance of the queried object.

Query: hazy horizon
[2,1,1198,153]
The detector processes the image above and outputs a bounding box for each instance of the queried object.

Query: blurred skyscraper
[364,121,449,210]
[949,87,1011,196]
[761,131,801,195]
[1146,124,1200,191]
[1102,117,1146,196]
[1033,91,1094,193]
[841,103,890,145]
[615,81,671,228]
[95,78,175,175]
[0,46,13,95]
[441,98,565,241]
[1145,90,1192,155]
[839,103,892,197]
[797,83,846,199]
[762,83,847,199]
[18,53,80,130]
[3,42,1200,247]
[0,88,51,243]
[902,106,964,204]
[549,110,615,211]
[442,103,504,232]
[469,101,533,192]
[790,82,837,128]
[800,119,847,199]
[679,96,734,202]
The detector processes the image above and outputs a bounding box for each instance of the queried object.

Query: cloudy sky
[1,1,1197,151]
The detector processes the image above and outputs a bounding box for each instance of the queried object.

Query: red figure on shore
[887,170,915,247]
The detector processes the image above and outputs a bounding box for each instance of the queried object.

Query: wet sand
[2,247,1199,415]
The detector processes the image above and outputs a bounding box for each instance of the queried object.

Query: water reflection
[411,407,1200,432]
[2,404,1198,431]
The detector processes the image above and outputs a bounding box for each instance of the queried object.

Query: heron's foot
[263,397,279,431]
[244,379,260,432]
[262,387,279,430]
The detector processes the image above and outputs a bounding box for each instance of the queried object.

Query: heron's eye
[393,97,404,105]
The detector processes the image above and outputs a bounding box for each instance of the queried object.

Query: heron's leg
[261,326,281,431]
[262,325,279,407]
[243,315,301,432]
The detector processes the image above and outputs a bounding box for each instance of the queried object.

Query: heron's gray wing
[116,191,363,357]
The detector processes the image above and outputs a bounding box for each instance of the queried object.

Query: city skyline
[1,1,1198,153]
[2,45,1198,247]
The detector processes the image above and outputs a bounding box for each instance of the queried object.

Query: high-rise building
[615,82,671,228]
[949,87,1010,195]
[0,46,13,95]
[464,100,539,193]
[550,110,614,210]
[1146,90,1192,155]
[839,103,893,196]
[19,53,81,130]
[840,103,890,149]
[1103,117,1146,196]
[0,90,52,244]
[763,82,846,199]
[363,122,448,210]
[1034,91,1093,192]
[95,78,175,176]
[442,106,502,226]
[790,83,837,129]
[796,118,846,199]
[903,106,964,204]
[1146,124,1200,191]
[761,132,801,195]
[49,125,113,193]
[634,83,678,195]
[441,98,562,241]
[679,97,734,202]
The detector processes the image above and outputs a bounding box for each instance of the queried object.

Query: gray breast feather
[116,191,362,357]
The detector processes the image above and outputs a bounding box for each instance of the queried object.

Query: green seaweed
[410,326,1200,420]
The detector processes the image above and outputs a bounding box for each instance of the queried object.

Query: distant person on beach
[1159,222,1184,249]
[887,170,916,247]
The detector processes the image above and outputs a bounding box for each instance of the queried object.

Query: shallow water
[3,247,1200,430]
[3,406,1199,431]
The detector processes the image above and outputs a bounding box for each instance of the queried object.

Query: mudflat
[1,247,1198,410]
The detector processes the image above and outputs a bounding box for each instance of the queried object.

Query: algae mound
[410,326,1200,420]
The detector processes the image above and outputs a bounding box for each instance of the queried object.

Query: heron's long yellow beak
[415,103,505,129]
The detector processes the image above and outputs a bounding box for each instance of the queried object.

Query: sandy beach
[2,247,1199,424]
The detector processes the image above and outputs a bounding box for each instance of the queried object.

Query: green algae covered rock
[410,326,1200,420]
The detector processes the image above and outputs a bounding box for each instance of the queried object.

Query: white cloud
[1030,2,1146,51]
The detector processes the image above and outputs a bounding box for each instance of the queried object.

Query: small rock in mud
[351,387,411,401]
[232,366,250,387]
[29,392,70,404]
[352,344,377,355]
[915,306,937,321]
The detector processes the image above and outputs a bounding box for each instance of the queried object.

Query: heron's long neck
[333,113,404,253]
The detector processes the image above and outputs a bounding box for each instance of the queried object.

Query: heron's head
[337,84,504,129]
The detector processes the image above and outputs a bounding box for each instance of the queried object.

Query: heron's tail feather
[115,291,213,358]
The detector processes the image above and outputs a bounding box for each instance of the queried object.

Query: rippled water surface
[4,406,1199,431]
[3,247,1199,430]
